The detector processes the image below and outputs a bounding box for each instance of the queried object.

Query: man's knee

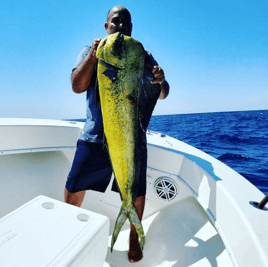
[64,188,86,207]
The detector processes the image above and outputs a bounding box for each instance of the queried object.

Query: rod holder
[257,194,268,210]
[250,193,268,211]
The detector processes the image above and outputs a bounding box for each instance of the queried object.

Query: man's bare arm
[159,80,170,99]
[71,39,101,93]
[151,66,170,99]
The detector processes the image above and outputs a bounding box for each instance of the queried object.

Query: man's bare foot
[128,232,143,263]
[127,196,145,263]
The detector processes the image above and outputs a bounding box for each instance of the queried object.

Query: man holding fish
[64,5,169,263]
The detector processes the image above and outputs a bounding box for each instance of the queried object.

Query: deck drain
[42,202,55,209]
[154,177,178,201]
[76,214,90,222]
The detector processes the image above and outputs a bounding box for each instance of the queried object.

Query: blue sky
[1,0,267,119]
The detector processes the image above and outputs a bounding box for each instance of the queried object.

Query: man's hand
[89,38,102,59]
[151,66,165,85]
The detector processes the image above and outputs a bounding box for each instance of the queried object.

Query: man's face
[105,7,132,36]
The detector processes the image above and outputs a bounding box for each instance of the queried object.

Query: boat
[0,117,267,267]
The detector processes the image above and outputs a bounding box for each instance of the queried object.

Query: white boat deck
[0,118,268,267]
[104,198,231,267]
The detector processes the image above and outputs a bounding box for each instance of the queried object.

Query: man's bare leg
[128,196,145,263]
[64,188,86,207]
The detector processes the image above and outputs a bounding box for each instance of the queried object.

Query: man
[64,5,169,263]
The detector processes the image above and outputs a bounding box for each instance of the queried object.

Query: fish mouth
[112,33,125,59]
[115,29,131,36]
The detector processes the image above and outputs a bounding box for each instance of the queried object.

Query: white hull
[0,118,267,267]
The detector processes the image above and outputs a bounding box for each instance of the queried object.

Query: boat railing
[0,146,76,155]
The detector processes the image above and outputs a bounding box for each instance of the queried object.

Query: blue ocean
[148,110,268,195]
[73,109,268,194]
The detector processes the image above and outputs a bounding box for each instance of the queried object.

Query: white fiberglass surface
[0,150,74,218]
[105,197,232,267]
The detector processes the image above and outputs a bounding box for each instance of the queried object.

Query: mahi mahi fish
[96,32,161,252]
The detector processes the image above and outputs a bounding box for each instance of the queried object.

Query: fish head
[96,33,126,69]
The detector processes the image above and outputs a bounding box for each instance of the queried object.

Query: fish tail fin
[111,202,128,252]
[111,201,145,252]
[128,202,145,250]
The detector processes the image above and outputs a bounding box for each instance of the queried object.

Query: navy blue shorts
[65,139,147,197]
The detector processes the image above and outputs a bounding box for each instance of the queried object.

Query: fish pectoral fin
[99,60,122,82]
[111,201,145,252]
[103,70,117,82]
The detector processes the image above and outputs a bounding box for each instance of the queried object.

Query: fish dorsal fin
[96,32,126,69]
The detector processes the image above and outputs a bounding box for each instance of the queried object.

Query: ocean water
[148,110,268,194]
[72,110,268,194]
